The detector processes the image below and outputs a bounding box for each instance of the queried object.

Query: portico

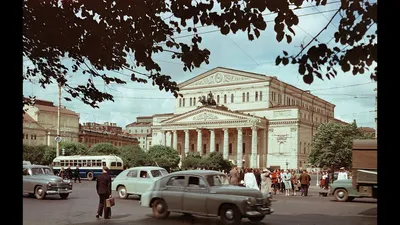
[156,105,268,168]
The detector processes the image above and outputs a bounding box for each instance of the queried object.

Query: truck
[351,139,377,199]
[329,139,377,202]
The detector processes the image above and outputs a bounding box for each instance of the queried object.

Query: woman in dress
[282,169,292,196]
[291,170,298,196]
[260,169,272,194]
[244,168,259,190]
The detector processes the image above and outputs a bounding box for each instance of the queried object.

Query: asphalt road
[23,181,377,225]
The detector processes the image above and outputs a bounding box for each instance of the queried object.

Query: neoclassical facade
[150,67,343,169]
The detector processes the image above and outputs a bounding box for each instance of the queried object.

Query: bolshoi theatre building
[142,67,346,170]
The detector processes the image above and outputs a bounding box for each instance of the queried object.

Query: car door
[182,176,209,214]
[23,168,31,193]
[135,170,154,195]
[125,169,138,194]
[161,175,185,211]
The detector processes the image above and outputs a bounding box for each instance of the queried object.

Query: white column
[160,131,166,145]
[251,127,258,168]
[263,129,268,169]
[209,129,215,153]
[166,131,172,147]
[237,128,243,168]
[184,130,189,157]
[172,130,178,150]
[223,128,229,159]
[197,129,202,155]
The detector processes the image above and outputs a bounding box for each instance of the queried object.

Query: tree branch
[294,7,341,59]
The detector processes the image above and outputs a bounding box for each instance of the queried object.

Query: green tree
[118,145,151,168]
[23,0,376,108]
[181,152,202,170]
[202,152,233,171]
[147,145,181,171]
[42,146,57,165]
[89,142,119,155]
[60,141,89,156]
[23,144,45,165]
[309,121,370,170]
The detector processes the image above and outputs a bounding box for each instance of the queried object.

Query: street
[23,181,377,225]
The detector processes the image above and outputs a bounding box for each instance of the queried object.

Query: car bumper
[139,192,151,207]
[46,188,72,194]
[245,207,274,216]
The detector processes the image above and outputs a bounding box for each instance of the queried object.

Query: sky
[23,1,377,129]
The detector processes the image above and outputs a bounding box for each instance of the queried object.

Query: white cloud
[23,2,377,129]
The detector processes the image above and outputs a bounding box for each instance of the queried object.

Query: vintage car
[140,170,273,225]
[23,165,73,200]
[329,178,363,202]
[111,166,169,199]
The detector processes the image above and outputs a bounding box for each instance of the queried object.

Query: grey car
[23,165,73,200]
[140,170,273,225]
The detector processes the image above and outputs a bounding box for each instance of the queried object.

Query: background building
[23,113,47,146]
[79,122,139,148]
[125,116,153,151]
[150,67,347,169]
[24,98,80,147]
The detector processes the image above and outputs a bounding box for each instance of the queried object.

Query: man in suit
[96,166,112,219]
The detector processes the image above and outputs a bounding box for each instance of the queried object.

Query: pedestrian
[244,168,259,190]
[65,165,72,180]
[229,167,240,185]
[58,167,65,179]
[282,169,292,196]
[253,168,262,189]
[337,167,348,180]
[299,170,311,196]
[96,166,112,219]
[290,170,297,196]
[74,165,81,183]
[260,169,272,194]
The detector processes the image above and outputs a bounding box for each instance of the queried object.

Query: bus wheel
[87,172,94,181]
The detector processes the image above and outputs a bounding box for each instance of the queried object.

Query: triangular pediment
[161,106,262,125]
[178,67,270,89]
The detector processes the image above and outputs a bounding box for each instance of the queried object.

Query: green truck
[329,139,377,202]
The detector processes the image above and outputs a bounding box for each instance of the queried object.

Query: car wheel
[87,172,94,181]
[117,186,128,199]
[152,199,170,219]
[219,204,241,225]
[59,193,69,199]
[248,215,265,223]
[334,188,349,202]
[35,186,46,200]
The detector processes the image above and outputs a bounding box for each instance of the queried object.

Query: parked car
[329,178,363,202]
[23,165,73,200]
[140,170,273,225]
[112,166,169,199]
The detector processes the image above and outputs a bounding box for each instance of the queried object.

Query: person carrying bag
[96,166,113,219]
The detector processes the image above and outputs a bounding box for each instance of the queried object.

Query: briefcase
[106,197,115,207]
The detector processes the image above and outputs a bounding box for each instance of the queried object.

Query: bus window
[117,162,122,167]
[60,160,65,167]
[111,162,116,167]
[96,160,102,166]
[73,160,77,166]
[82,160,86,167]
[102,161,107,166]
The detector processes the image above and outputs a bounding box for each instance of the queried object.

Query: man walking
[74,165,81,183]
[96,166,112,219]
[229,167,240,185]
[299,170,311,196]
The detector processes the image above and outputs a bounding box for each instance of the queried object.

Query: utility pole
[56,83,62,157]
[374,88,377,138]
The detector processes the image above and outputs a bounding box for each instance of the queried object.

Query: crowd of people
[228,167,314,196]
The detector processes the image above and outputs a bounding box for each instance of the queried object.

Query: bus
[52,155,124,180]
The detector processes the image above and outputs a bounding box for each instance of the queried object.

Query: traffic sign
[55,136,63,143]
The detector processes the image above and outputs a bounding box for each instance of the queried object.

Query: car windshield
[151,169,168,178]
[31,167,53,175]
[205,174,230,186]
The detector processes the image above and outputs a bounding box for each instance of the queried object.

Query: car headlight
[47,182,52,187]
[246,197,252,205]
